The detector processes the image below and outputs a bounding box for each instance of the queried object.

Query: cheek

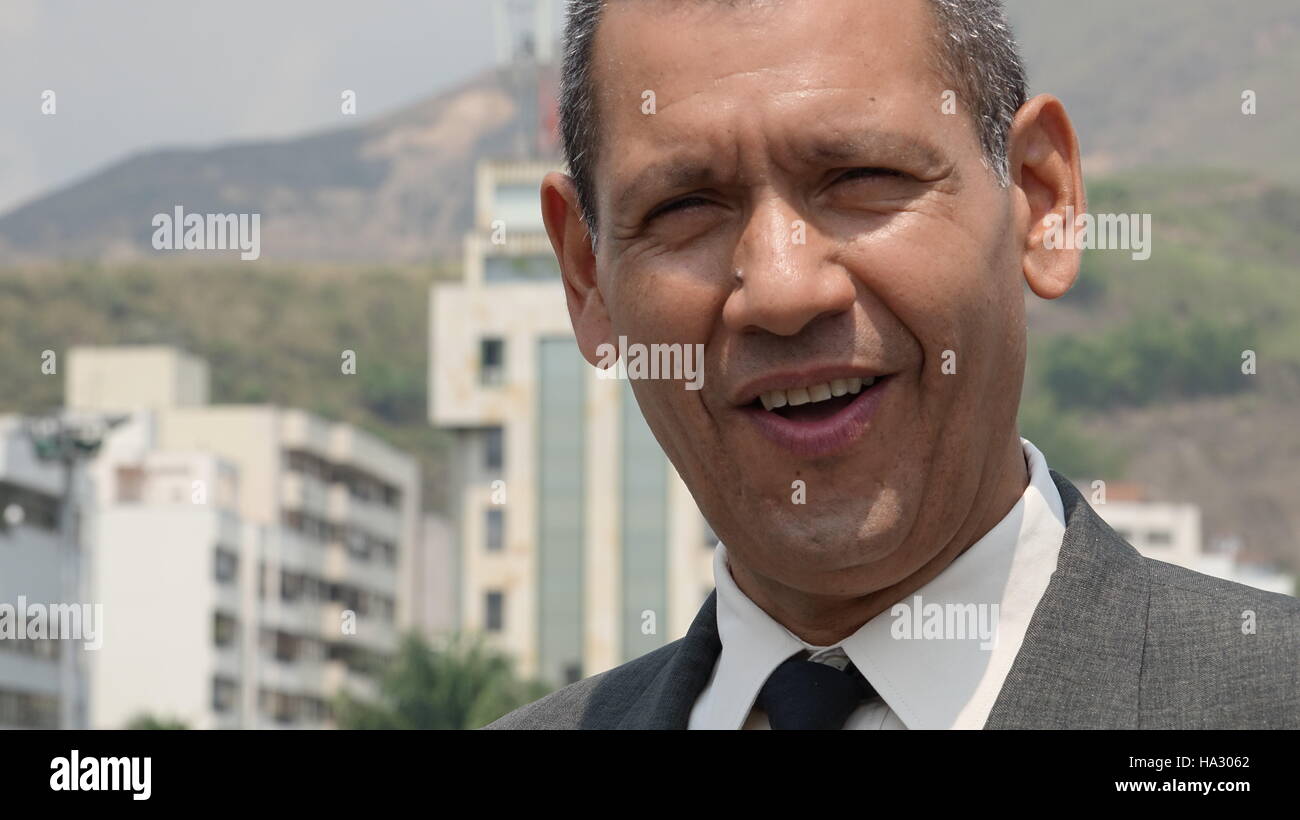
[607,260,726,346]
[606,270,730,461]
[844,209,1018,393]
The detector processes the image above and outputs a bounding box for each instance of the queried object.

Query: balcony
[322,659,379,702]
[281,471,330,515]
[319,601,396,654]
[258,654,321,695]
[260,597,320,636]
[272,529,326,576]
[212,645,242,681]
[324,541,394,596]
[326,485,402,543]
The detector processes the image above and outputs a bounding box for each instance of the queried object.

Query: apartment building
[66,345,420,727]
[0,416,65,729]
[430,159,715,685]
[86,434,251,729]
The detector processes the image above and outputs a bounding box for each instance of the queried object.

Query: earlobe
[1010,94,1087,301]
[540,172,614,367]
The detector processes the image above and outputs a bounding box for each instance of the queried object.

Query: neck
[729,436,1031,646]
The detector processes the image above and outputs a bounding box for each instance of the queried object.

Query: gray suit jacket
[489,471,1300,729]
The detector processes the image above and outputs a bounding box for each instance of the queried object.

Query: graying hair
[558,0,1029,249]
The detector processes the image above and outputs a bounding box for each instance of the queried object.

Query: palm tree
[334,632,550,729]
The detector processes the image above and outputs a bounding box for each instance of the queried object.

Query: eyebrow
[611,129,950,217]
[806,131,947,169]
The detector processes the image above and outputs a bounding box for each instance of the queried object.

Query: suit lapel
[984,470,1150,728]
[617,591,722,729]
[618,470,1150,729]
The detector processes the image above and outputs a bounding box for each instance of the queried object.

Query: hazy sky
[0,0,566,213]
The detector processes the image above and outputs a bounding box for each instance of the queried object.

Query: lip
[739,374,892,459]
[729,364,890,407]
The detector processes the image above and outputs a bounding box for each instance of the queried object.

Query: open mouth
[747,376,880,421]
[739,373,892,458]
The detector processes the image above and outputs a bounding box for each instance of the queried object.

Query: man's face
[586,0,1030,598]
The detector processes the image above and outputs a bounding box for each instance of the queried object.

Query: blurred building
[86,439,252,729]
[413,513,457,637]
[61,345,420,727]
[1085,482,1294,596]
[429,160,715,686]
[0,417,65,728]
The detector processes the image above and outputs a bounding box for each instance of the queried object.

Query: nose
[722,197,856,337]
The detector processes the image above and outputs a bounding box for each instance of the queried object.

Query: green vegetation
[1041,315,1255,410]
[1016,169,1300,476]
[1017,391,1124,479]
[334,632,550,729]
[124,713,189,730]
[0,260,453,511]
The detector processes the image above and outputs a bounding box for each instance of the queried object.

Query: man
[489,0,1300,729]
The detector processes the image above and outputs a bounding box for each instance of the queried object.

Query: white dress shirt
[688,438,1066,729]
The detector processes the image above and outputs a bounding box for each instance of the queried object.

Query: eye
[645,195,711,222]
[834,167,905,184]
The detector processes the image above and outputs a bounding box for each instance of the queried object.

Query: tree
[124,713,189,730]
[334,632,550,730]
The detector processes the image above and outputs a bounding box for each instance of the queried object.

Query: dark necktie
[755,653,877,730]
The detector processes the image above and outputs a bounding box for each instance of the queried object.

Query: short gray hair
[558,0,1029,248]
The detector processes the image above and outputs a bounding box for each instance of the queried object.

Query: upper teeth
[759,377,875,411]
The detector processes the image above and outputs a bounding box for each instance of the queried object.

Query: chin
[755,514,907,576]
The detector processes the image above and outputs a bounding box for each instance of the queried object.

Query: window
[280,571,305,603]
[0,481,59,530]
[115,466,146,503]
[480,338,505,386]
[484,427,504,471]
[486,508,504,552]
[345,529,371,561]
[213,612,238,649]
[0,688,59,728]
[273,632,300,663]
[212,677,238,713]
[485,591,505,632]
[214,547,239,583]
[484,254,561,282]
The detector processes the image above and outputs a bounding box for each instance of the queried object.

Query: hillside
[1021,168,1300,571]
[1011,0,1300,181]
[0,64,558,264]
[1,1,1297,262]
[0,170,1297,570]
[0,261,455,512]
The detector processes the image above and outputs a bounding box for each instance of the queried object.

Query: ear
[540,171,614,367]
[1008,94,1087,300]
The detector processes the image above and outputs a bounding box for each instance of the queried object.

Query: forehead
[588,0,952,203]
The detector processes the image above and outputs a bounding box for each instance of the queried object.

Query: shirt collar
[698,438,1065,729]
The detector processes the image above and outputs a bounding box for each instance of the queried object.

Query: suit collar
[984,470,1150,728]
[617,591,721,729]
[622,470,1150,729]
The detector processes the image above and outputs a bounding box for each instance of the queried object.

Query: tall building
[0,417,65,728]
[430,160,715,685]
[86,432,253,729]
[64,345,421,727]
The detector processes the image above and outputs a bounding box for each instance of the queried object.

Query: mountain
[0,1,1297,263]
[1012,0,1300,181]
[0,64,558,263]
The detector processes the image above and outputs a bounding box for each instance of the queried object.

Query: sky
[0,0,566,214]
